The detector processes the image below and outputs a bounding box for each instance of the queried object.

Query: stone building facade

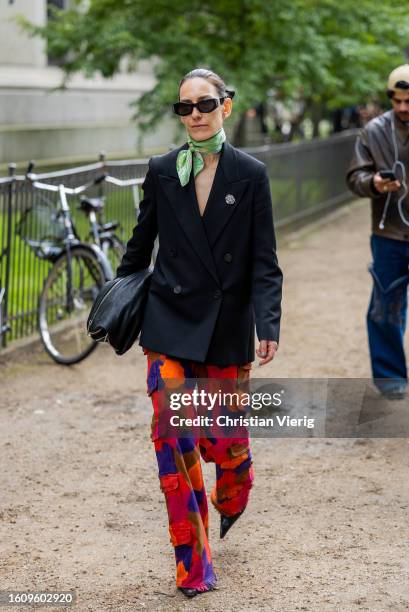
[0,0,173,166]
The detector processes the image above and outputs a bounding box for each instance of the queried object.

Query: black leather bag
[86,267,153,355]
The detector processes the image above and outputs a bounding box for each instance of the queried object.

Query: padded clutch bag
[86,267,153,355]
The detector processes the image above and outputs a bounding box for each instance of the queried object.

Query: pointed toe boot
[178,587,200,598]
[220,509,244,539]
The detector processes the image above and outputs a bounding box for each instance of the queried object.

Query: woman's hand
[256,340,278,366]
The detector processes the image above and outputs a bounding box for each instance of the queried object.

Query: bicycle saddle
[99,221,120,233]
[79,196,105,212]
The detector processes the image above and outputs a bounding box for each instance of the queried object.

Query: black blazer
[116,140,283,367]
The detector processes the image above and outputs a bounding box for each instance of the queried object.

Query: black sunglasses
[173,97,227,116]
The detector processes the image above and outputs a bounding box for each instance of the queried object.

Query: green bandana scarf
[176,127,226,187]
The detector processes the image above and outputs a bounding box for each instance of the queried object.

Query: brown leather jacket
[346,109,409,241]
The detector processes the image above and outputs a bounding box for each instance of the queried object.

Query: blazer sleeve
[346,128,381,199]
[115,159,158,277]
[251,164,283,343]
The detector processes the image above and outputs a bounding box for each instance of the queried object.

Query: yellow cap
[387,64,409,91]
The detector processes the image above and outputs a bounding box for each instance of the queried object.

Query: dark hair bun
[179,68,234,100]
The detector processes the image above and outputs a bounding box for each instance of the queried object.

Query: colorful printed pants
[143,348,254,592]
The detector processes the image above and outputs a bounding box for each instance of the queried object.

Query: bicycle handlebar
[28,174,107,195]
[104,175,144,187]
[27,172,143,194]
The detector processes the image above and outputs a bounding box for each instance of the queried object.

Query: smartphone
[379,170,397,181]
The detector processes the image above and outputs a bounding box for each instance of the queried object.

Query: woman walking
[116,68,283,598]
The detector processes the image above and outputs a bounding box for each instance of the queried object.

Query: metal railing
[0,154,149,348]
[245,129,357,228]
[0,131,357,349]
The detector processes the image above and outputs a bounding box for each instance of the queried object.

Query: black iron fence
[0,156,149,348]
[245,129,357,228]
[0,130,357,349]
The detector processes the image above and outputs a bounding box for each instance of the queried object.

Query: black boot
[220,509,244,539]
[178,586,215,598]
[178,587,200,598]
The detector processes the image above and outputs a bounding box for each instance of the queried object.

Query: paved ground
[1,199,409,611]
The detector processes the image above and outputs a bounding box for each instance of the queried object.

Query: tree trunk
[232,111,247,147]
[310,102,323,138]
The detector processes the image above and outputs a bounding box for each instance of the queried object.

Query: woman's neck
[202,151,220,168]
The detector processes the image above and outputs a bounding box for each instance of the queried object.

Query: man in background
[347,64,409,399]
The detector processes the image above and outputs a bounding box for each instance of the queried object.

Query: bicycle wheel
[101,234,125,276]
[38,245,106,365]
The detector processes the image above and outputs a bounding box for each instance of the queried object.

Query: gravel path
[1,199,409,611]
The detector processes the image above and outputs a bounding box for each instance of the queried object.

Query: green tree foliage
[17,0,409,135]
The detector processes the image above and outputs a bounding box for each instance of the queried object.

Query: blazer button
[169,248,178,257]
[173,285,182,294]
[223,252,233,263]
[213,289,222,299]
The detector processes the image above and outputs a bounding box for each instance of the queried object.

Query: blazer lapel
[157,141,249,283]
[201,141,250,247]
[158,167,220,285]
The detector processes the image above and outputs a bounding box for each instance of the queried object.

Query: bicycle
[17,166,144,365]
[78,189,126,273]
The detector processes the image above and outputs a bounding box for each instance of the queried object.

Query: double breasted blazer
[116,140,283,367]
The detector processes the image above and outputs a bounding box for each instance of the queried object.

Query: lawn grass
[0,189,136,343]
